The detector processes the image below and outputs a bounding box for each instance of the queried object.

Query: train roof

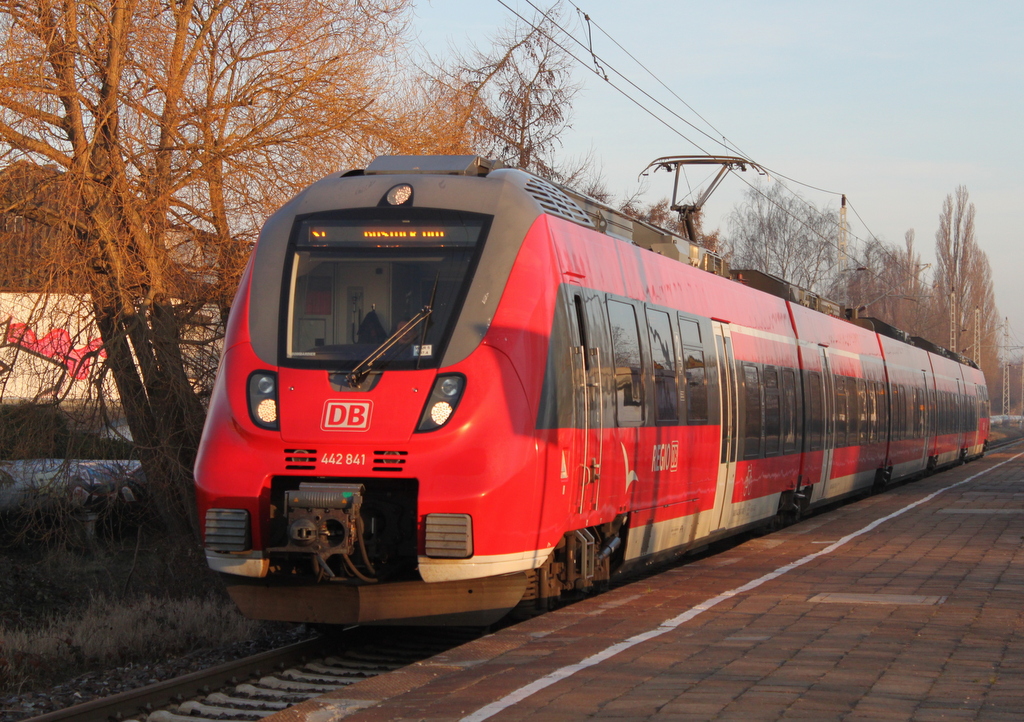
[365,155,977,371]
[266,155,976,374]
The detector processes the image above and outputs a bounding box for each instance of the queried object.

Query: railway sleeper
[232,683,331,700]
[205,692,291,710]
[179,700,275,719]
[233,680,319,696]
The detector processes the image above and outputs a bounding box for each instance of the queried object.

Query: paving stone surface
[268,443,1024,721]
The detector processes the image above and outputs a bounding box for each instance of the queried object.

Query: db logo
[321,400,373,431]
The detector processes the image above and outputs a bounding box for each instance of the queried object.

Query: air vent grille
[373,450,408,473]
[284,449,317,470]
[524,177,594,227]
[425,513,473,558]
[204,508,251,552]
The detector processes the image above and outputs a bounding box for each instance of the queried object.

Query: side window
[900,385,909,439]
[919,388,926,434]
[743,363,762,459]
[782,368,798,454]
[679,317,701,347]
[867,380,877,443]
[848,377,860,445]
[646,309,678,423]
[679,315,707,425]
[684,347,708,424]
[808,372,823,452]
[764,366,781,456]
[834,375,848,447]
[608,300,643,426]
[877,382,888,439]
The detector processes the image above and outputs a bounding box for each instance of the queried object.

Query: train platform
[271,442,1024,721]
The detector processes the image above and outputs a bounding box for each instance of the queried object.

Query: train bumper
[418,549,553,582]
[206,550,270,578]
[223,572,528,626]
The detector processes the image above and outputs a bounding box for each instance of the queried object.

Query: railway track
[21,627,484,722]
[21,437,1022,722]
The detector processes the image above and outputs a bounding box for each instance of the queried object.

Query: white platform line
[461,451,1024,722]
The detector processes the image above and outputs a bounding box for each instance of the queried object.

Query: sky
[412,0,1024,362]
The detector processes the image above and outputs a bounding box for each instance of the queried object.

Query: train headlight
[385,183,413,206]
[430,401,454,426]
[416,374,465,432]
[248,371,279,431]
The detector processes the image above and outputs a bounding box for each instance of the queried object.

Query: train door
[809,347,836,503]
[567,286,606,515]
[955,377,965,454]
[710,321,739,532]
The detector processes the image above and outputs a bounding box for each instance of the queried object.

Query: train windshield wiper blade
[347,306,432,388]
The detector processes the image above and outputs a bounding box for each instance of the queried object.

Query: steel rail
[20,637,329,722]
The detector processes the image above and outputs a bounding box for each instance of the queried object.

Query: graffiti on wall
[5,322,106,380]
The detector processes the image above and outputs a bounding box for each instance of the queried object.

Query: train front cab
[195,159,590,625]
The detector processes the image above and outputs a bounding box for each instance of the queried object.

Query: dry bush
[0,594,262,694]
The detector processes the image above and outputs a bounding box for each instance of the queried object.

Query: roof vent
[523,177,594,228]
[365,155,500,176]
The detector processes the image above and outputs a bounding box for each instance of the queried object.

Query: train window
[892,385,901,440]
[286,209,489,368]
[743,364,762,459]
[684,347,708,424]
[573,295,590,369]
[807,372,823,452]
[764,367,780,456]
[782,368,798,454]
[608,300,644,425]
[847,377,860,445]
[834,375,848,447]
[646,309,678,423]
[679,317,701,347]
[901,385,910,439]
[915,388,924,437]
[856,379,868,444]
[877,383,888,440]
[867,381,877,443]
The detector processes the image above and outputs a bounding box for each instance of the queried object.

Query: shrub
[0,594,262,693]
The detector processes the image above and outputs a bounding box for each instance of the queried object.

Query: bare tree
[872,230,933,333]
[932,187,1000,373]
[727,182,838,293]
[0,0,415,536]
[427,3,596,185]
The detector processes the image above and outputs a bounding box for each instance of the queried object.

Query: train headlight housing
[248,371,279,430]
[416,374,466,432]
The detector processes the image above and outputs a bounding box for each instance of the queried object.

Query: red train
[194,155,989,626]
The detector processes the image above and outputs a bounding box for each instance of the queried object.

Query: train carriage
[195,155,988,627]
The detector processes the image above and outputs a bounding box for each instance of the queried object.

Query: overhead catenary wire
[489,0,897,285]
[568,2,751,161]
[497,0,730,156]
[565,2,853,203]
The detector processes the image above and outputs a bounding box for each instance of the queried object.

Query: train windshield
[285,209,490,368]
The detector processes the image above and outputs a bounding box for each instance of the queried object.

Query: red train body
[194,156,989,625]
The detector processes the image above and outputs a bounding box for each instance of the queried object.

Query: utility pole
[950,291,957,353]
[838,195,848,274]
[1003,319,1010,416]
[974,306,981,365]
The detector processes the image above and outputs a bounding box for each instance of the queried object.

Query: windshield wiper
[346,308,432,388]
[347,274,439,388]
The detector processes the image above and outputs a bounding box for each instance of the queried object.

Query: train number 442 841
[321,453,366,466]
